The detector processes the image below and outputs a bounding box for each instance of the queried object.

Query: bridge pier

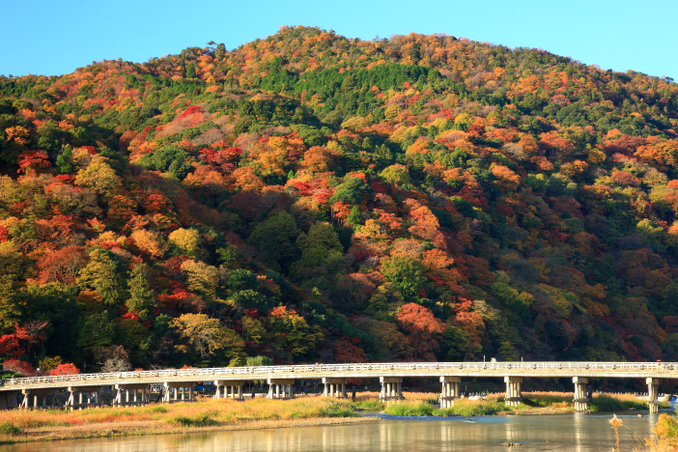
[647,378,659,414]
[379,377,404,402]
[504,376,522,407]
[20,389,57,409]
[322,378,347,398]
[214,380,244,400]
[439,376,460,408]
[163,382,195,403]
[266,379,294,399]
[66,386,103,410]
[114,384,150,407]
[572,377,589,412]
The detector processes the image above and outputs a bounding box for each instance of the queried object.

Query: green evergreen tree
[56,145,74,174]
[346,206,363,228]
[248,211,300,271]
[0,275,20,333]
[127,264,156,321]
[76,312,115,353]
[77,249,124,310]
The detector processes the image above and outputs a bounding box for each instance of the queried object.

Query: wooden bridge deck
[1,361,676,392]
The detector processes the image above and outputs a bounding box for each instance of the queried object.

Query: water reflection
[573,412,584,452]
[0,413,660,452]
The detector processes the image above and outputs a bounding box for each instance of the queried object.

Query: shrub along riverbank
[382,392,666,417]
[0,392,667,444]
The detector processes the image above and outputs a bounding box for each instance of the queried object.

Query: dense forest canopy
[0,26,677,376]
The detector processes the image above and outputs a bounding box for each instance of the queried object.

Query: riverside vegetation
[0,391,668,444]
[0,396,370,444]
[382,392,665,417]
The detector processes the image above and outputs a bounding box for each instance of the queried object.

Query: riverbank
[0,391,666,444]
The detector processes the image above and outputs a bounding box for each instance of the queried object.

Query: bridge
[0,361,675,413]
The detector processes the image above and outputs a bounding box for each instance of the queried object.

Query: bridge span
[0,361,674,413]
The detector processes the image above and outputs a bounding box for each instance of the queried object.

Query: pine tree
[56,145,74,174]
[127,264,156,321]
[0,276,20,333]
[77,249,123,309]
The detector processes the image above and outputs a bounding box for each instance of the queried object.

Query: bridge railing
[1,361,673,388]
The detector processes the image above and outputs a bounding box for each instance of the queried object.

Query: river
[0,413,660,452]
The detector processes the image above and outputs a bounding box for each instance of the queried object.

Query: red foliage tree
[17,150,51,176]
[332,338,368,363]
[142,193,174,214]
[15,320,49,357]
[453,299,485,343]
[3,359,36,376]
[48,363,80,375]
[396,303,444,361]
[0,335,23,358]
[37,246,87,285]
[14,321,49,345]
[198,145,242,173]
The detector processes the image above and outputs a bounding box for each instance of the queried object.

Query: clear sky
[2,0,676,80]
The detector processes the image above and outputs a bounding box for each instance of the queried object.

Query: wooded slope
[0,26,677,374]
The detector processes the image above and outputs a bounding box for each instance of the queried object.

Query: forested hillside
[1,26,677,375]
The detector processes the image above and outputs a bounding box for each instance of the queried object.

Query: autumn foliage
[0,26,677,376]
[48,363,80,376]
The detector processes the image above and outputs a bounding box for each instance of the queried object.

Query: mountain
[0,25,677,374]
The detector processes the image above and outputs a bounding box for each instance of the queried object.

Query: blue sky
[2,0,676,80]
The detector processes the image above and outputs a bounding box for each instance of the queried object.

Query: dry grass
[0,396,361,428]
[0,396,372,444]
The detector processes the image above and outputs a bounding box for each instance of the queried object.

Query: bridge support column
[266,379,295,400]
[20,389,58,410]
[647,378,660,414]
[163,383,195,404]
[65,387,102,410]
[440,376,460,408]
[115,384,150,407]
[504,377,523,407]
[322,378,347,398]
[379,377,404,402]
[572,377,589,412]
[214,381,245,401]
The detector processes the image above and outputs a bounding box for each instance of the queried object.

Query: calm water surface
[0,413,660,452]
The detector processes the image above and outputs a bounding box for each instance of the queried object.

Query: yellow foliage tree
[74,156,121,195]
[168,228,201,257]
